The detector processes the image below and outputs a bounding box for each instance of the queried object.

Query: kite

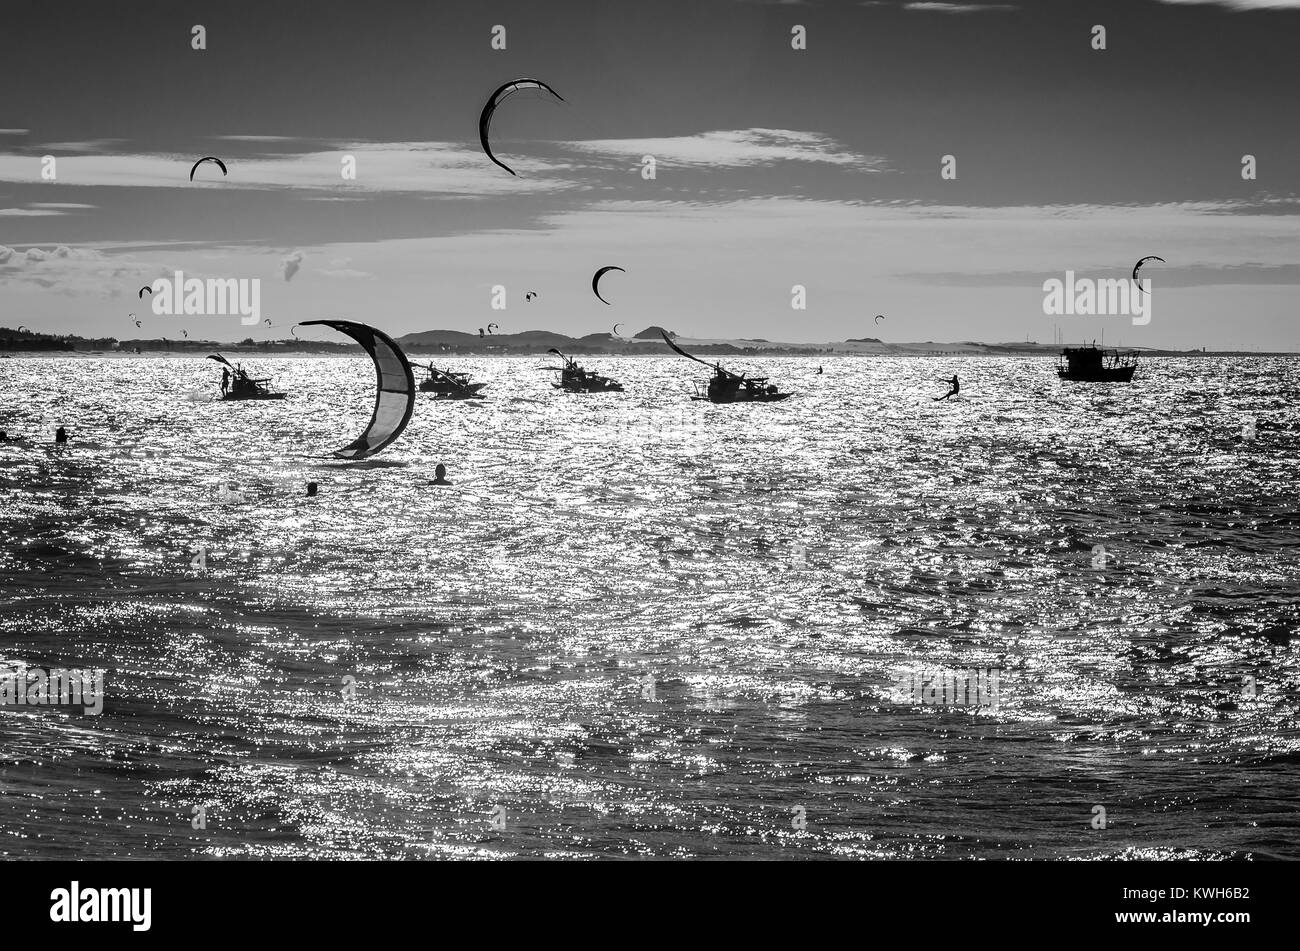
[479,79,564,176]
[592,266,625,305]
[1133,256,1164,294]
[189,156,228,181]
[297,320,415,459]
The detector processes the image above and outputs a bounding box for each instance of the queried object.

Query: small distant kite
[874,314,885,324]
[130,314,141,328]
[281,250,303,282]
[479,79,564,176]
[613,322,625,337]
[17,325,26,333]
[1132,255,1164,294]
[525,292,538,301]
[592,265,625,305]
[138,285,154,298]
[189,156,228,181]
[181,329,189,339]
[487,322,499,335]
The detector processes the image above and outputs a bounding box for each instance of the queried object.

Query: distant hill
[633,325,676,340]
[397,328,578,352]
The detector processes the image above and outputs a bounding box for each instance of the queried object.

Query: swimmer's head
[435,463,446,481]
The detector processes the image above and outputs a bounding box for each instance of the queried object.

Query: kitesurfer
[934,375,959,402]
[433,463,451,486]
[221,368,230,395]
[55,426,68,444]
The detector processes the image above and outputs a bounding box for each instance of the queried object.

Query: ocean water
[1,354,1297,860]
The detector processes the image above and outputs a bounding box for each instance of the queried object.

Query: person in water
[934,375,959,401]
[54,426,68,444]
[432,463,451,486]
[221,367,230,395]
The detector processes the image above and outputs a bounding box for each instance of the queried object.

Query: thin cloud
[0,201,96,217]
[33,139,127,154]
[0,144,577,195]
[914,263,1300,288]
[903,3,1018,12]
[319,267,373,280]
[217,135,307,143]
[0,208,68,217]
[562,129,884,170]
[1157,0,1300,9]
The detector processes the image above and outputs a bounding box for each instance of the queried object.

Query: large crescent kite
[298,319,415,459]
[189,156,227,181]
[592,266,625,305]
[479,79,564,176]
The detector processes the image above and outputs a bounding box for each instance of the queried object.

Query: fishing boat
[547,348,624,393]
[1057,345,1138,382]
[207,353,287,400]
[417,363,486,399]
[660,331,791,403]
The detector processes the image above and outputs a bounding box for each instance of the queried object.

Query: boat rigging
[660,330,791,403]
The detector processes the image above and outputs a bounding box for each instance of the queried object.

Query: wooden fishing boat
[660,331,791,403]
[547,348,624,393]
[417,364,486,398]
[208,353,288,400]
[1057,345,1138,382]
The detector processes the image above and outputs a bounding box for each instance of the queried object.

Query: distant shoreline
[4,325,1296,358]
[3,347,1296,358]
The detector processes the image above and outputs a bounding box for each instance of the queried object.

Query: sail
[659,330,736,378]
[206,353,235,369]
[298,319,415,459]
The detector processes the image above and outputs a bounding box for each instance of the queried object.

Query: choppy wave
[1,354,1297,859]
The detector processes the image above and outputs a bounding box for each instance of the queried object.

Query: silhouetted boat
[207,353,287,400]
[660,331,791,403]
[547,348,624,393]
[417,363,486,399]
[1057,345,1138,382]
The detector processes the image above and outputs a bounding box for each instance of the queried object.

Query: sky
[1,0,1298,348]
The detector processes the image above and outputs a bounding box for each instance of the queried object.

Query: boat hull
[420,381,486,397]
[221,392,287,401]
[1057,367,1137,382]
[553,381,624,393]
[691,392,791,403]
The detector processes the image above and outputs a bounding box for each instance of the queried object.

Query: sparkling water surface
[1,354,1297,859]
